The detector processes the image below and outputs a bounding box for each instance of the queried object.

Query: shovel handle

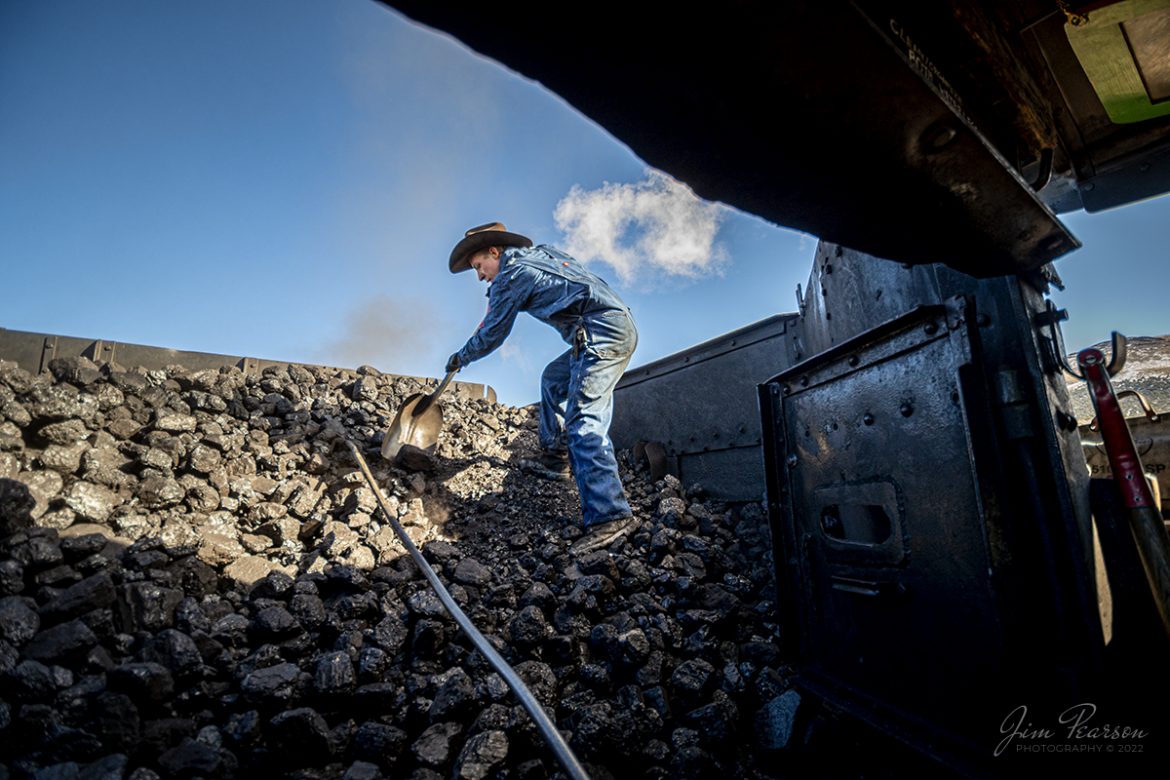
[412,370,457,417]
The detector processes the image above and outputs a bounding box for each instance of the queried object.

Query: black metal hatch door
[761,297,1009,767]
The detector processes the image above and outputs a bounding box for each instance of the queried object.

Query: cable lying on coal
[345,440,591,780]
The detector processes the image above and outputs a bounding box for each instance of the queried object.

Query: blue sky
[2,1,1167,406]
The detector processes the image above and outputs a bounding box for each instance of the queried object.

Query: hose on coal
[346,440,591,780]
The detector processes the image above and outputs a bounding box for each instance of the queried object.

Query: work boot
[570,515,639,555]
[519,449,572,481]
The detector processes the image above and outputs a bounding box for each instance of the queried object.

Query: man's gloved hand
[446,353,461,374]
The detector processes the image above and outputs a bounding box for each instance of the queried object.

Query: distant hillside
[1065,335,1170,423]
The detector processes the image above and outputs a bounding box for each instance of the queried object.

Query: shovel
[381,370,457,460]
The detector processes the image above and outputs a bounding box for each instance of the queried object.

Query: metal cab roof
[384,0,1170,276]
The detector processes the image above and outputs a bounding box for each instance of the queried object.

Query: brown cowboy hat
[449,222,533,273]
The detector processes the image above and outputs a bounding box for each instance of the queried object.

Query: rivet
[900,402,914,417]
[863,413,875,426]
[848,355,860,367]
[786,454,798,468]
[922,123,958,151]
[924,322,938,335]
[800,376,809,387]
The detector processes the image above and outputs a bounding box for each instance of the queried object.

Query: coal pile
[0,356,796,779]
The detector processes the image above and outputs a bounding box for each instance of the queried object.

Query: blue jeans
[539,308,638,527]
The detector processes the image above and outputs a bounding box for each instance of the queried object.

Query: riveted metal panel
[765,299,1010,769]
[611,315,798,500]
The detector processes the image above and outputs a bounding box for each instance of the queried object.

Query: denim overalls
[455,245,638,526]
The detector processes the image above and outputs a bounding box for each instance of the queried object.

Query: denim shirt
[456,245,629,366]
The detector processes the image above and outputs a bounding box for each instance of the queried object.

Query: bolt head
[923,123,958,151]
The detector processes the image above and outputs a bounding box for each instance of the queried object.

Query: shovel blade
[381,393,445,459]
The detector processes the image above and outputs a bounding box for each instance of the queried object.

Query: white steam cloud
[553,170,727,284]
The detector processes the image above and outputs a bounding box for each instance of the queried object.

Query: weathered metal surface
[1082,415,1170,507]
[0,327,496,402]
[763,299,1005,768]
[760,241,1121,770]
[611,315,798,501]
[797,243,945,357]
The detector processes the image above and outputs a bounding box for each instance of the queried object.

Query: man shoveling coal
[446,221,639,554]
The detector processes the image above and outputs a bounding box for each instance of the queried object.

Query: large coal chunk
[241,662,304,707]
[157,738,238,778]
[507,605,550,649]
[429,668,477,722]
[38,572,116,625]
[0,596,40,646]
[116,582,184,633]
[754,689,804,751]
[248,606,302,642]
[412,721,463,768]
[87,692,141,752]
[4,659,58,702]
[267,707,332,767]
[0,477,35,535]
[10,530,64,570]
[347,721,408,769]
[452,729,509,780]
[108,662,175,705]
[22,619,97,663]
[139,629,202,677]
[669,658,716,712]
[313,650,356,697]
